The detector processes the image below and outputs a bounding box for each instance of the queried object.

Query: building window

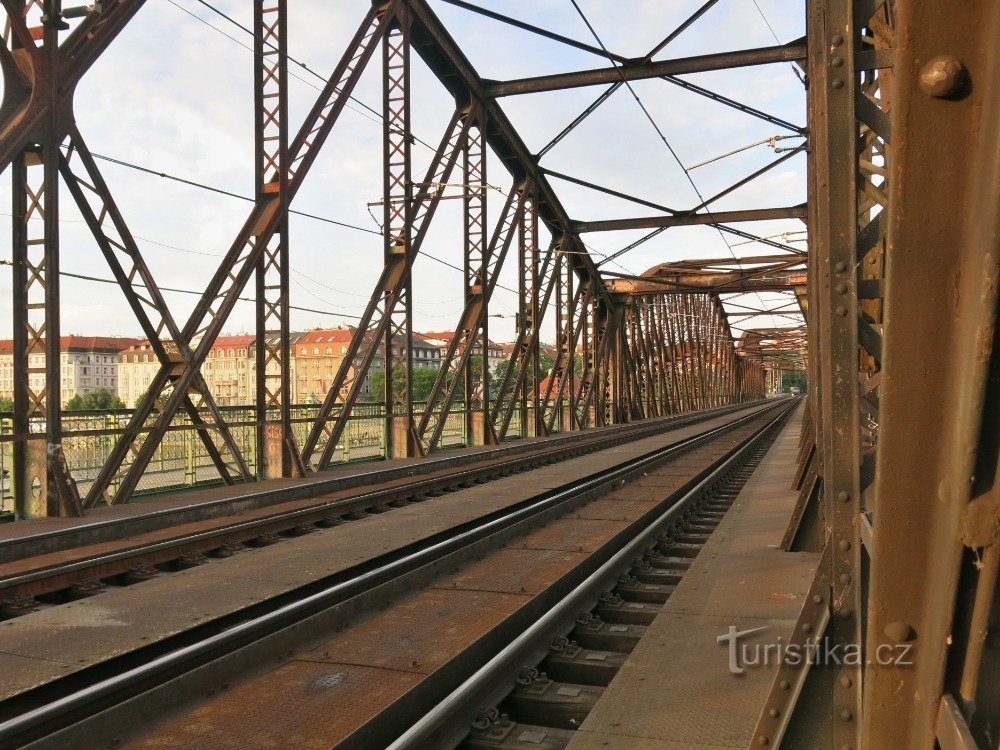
[340,346,347,355]
[325,347,332,355]
[313,347,319,355]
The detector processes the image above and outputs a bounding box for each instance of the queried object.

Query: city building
[0,336,143,406]
[119,334,307,408]
[116,341,161,408]
[421,330,505,371]
[293,327,439,404]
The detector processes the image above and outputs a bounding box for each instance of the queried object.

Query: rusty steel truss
[1,0,777,517]
[3,1,997,745]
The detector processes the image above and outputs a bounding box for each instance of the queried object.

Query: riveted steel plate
[430,547,588,595]
[298,588,526,674]
[572,498,660,521]
[519,518,632,552]
[128,661,424,749]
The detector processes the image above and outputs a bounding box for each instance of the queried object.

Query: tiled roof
[0,336,144,354]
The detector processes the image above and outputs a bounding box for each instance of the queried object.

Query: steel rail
[0,400,790,747]
[0,400,760,563]
[389,398,797,748]
[0,403,762,600]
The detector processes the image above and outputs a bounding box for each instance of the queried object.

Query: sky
[0,0,807,346]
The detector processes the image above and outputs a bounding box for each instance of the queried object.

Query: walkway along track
[0,402,764,617]
[0,399,794,749]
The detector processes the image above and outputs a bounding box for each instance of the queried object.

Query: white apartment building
[0,336,142,406]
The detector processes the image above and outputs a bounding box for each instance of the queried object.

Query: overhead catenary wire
[171,0,437,152]
[86,152,522,299]
[567,0,789,326]
[0,259,363,321]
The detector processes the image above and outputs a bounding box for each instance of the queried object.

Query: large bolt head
[919,55,968,98]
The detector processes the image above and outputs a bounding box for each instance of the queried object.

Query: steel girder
[612,292,760,419]
[486,39,807,97]
[0,0,780,518]
[253,0,296,480]
[83,3,397,504]
[862,1,1000,746]
[4,0,252,515]
[753,1,893,745]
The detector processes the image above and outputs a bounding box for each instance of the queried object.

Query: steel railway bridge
[0,0,997,748]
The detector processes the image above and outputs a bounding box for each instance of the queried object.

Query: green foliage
[370,366,440,403]
[780,370,808,393]
[0,395,12,413]
[65,388,126,411]
[135,389,168,409]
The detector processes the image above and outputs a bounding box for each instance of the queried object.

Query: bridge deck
[0,416,699,559]
[0,406,766,707]
[568,403,817,749]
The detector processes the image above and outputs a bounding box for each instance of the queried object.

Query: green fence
[0,399,525,510]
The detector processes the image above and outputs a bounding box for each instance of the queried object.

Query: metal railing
[0,399,536,511]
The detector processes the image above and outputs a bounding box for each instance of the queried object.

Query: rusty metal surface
[299,589,526,674]
[430,548,590,596]
[0,410,774,708]
[114,408,785,748]
[519,519,633,553]
[568,404,817,748]
[128,662,425,749]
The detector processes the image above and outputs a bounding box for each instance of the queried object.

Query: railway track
[401,420,785,749]
[0,402,764,617]
[0,399,794,749]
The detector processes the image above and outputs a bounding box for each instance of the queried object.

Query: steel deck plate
[128,661,424,749]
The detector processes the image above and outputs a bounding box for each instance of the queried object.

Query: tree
[134,389,168,409]
[780,370,808,394]
[65,388,125,411]
[0,396,12,413]
[370,366,441,404]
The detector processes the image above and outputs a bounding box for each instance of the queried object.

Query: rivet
[837,491,851,503]
[769,708,780,718]
[884,621,916,643]
[812,594,823,604]
[835,283,848,294]
[831,57,844,68]
[839,608,853,619]
[779,680,790,690]
[802,623,813,634]
[840,709,853,722]
[840,676,853,688]
[831,34,844,46]
[832,79,844,89]
[835,261,847,273]
[836,305,848,317]
[918,55,968,99]
[839,539,851,551]
[758,735,770,746]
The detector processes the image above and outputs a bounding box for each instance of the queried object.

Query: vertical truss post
[492,193,555,442]
[253,0,294,479]
[462,112,487,444]
[515,189,539,437]
[416,182,524,452]
[382,5,416,459]
[755,1,863,745]
[812,0,862,743]
[87,4,394,501]
[863,0,1000,745]
[11,0,75,517]
[541,256,585,435]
